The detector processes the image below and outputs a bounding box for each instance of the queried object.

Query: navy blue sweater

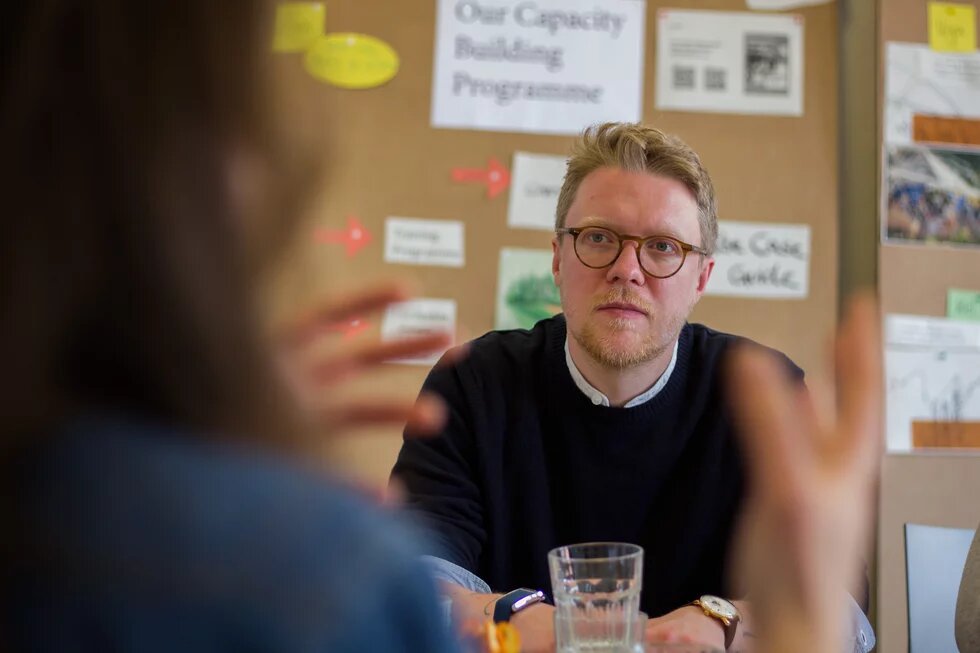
[393,314,801,618]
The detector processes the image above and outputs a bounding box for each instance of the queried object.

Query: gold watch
[692,595,740,651]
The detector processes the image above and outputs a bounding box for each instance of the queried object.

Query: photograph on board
[884,144,980,248]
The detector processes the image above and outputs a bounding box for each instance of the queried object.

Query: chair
[905,523,977,653]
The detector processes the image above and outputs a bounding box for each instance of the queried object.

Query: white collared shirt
[563,337,679,407]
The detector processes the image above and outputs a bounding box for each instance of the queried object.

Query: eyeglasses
[556,226,708,279]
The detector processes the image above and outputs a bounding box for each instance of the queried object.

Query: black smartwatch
[492,588,547,623]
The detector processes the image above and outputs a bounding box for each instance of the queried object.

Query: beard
[570,287,690,370]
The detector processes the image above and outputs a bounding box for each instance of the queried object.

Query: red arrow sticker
[451,157,511,199]
[314,215,372,258]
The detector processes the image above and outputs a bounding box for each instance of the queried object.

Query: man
[392,122,872,652]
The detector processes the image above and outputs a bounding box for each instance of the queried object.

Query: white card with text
[507,151,567,230]
[384,217,464,268]
[705,221,810,298]
[381,299,457,366]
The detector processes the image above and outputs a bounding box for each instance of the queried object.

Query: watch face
[700,595,738,619]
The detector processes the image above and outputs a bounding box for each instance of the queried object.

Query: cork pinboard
[876,1,980,651]
[263,0,840,485]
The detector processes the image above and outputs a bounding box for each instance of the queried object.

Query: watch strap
[493,588,546,623]
[693,599,740,650]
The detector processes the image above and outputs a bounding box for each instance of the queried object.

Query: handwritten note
[949,288,980,322]
[704,221,810,299]
[272,2,325,53]
[929,2,977,52]
[507,152,566,230]
[384,217,464,267]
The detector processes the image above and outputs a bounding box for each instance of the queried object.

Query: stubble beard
[570,290,693,371]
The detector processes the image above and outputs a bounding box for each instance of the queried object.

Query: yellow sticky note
[272,3,325,53]
[929,2,977,52]
[304,33,400,89]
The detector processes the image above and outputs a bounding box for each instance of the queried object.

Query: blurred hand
[727,294,882,653]
[277,283,458,438]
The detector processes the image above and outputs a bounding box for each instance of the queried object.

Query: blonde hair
[555,122,718,255]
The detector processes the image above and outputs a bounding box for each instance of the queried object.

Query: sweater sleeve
[391,351,487,576]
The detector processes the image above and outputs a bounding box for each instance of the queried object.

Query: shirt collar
[564,337,679,408]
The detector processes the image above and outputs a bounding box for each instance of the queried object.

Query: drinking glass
[548,542,644,653]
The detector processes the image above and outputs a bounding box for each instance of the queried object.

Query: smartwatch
[492,588,547,623]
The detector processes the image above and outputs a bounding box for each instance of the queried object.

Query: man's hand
[645,605,726,649]
[510,603,556,653]
[440,584,555,653]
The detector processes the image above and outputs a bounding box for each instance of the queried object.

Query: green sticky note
[948,288,980,322]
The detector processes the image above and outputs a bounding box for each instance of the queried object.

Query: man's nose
[605,240,646,285]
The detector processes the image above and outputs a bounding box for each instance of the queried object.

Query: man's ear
[552,236,562,287]
[695,257,715,296]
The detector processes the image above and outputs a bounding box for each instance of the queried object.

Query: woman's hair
[0,0,319,446]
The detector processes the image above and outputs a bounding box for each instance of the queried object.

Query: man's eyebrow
[576,216,690,240]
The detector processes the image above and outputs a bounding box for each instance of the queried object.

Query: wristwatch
[492,588,547,623]
[692,595,741,650]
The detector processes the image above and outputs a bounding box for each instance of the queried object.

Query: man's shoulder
[684,323,803,380]
[455,314,564,368]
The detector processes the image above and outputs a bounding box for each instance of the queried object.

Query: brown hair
[0,1,320,448]
[555,122,718,255]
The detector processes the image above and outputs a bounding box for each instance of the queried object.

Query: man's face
[552,166,714,370]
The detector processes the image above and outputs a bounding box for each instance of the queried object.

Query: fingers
[283,282,413,346]
[728,344,809,497]
[318,392,448,437]
[309,331,454,385]
[834,292,883,468]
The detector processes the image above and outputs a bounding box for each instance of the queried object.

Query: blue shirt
[5,415,460,653]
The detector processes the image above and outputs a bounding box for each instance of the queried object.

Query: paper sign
[431,0,646,135]
[495,248,560,330]
[746,0,832,9]
[381,299,456,365]
[507,152,566,230]
[913,114,980,147]
[929,2,977,53]
[656,9,803,116]
[384,217,464,268]
[704,221,810,298]
[949,289,980,322]
[304,33,400,88]
[885,314,980,451]
[272,3,325,53]
[884,43,980,146]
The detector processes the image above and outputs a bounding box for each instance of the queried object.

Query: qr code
[704,68,726,91]
[672,66,695,90]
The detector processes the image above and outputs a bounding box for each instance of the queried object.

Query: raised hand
[727,294,882,653]
[278,283,457,438]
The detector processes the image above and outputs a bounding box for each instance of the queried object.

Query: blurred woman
[1,2,457,651]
